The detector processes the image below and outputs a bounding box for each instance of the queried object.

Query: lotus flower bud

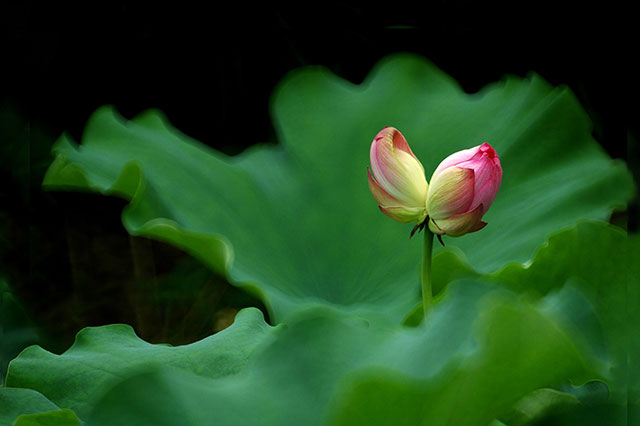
[425,143,502,237]
[367,127,428,224]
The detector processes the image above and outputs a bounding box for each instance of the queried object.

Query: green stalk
[421,228,435,317]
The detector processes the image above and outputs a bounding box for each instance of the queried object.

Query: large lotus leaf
[430,221,639,424]
[7,225,626,425]
[495,222,635,404]
[5,308,277,420]
[82,280,594,426]
[42,54,633,322]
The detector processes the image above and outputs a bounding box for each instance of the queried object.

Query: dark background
[1,3,636,350]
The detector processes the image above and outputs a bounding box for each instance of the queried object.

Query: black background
[2,3,631,156]
[1,2,637,348]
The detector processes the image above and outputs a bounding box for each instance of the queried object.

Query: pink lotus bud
[425,143,502,237]
[367,127,428,224]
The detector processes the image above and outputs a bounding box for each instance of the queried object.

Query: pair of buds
[367,127,502,240]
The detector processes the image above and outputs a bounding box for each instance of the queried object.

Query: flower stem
[421,228,435,317]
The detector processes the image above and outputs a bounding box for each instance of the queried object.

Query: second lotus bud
[425,143,502,237]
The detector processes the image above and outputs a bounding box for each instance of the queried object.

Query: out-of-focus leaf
[17,280,589,426]
[534,230,640,425]
[433,222,638,424]
[0,388,72,425]
[327,283,595,426]
[5,308,277,420]
[13,409,82,426]
[494,223,632,403]
[499,388,579,426]
[9,224,631,425]
[42,54,633,322]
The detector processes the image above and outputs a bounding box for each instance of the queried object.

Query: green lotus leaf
[7,223,631,425]
[42,54,633,322]
[430,221,639,424]
[82,280,593,426]
[13,409,82,426]
[498,388,580,426]
[5,308,276,420]
[0,388,79,425]
[494,222,635,403]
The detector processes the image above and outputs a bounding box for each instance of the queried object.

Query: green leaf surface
[433,222,639,424]
[83,280,592,426]
[494,222,633,402]
[0,388,69,425]
[42,54,633,322]
[499,388,579,426]
[5,308,276,420]
[7,224,631,425]
[14,409,82,426]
